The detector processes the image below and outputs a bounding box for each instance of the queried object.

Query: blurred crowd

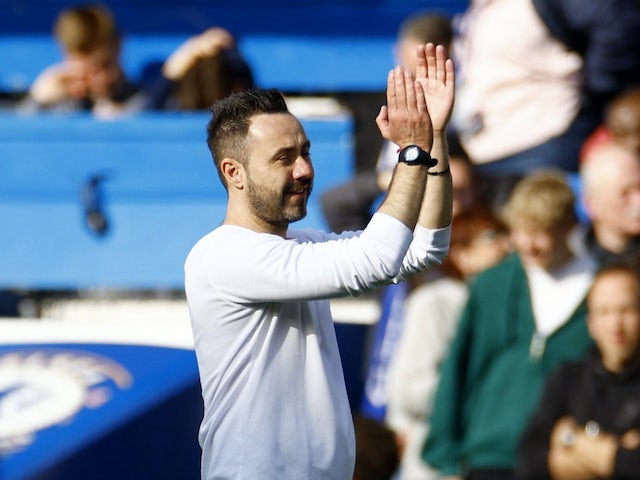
[15,4,254,118]
[341,1,640,480]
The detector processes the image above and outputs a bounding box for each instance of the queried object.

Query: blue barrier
[0,111,354,291]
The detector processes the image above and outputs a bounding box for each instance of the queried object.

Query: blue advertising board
[0,339,202,480]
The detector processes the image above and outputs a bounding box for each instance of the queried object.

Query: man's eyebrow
[271,140,312,157]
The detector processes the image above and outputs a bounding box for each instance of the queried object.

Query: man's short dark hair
[206,88,289,187]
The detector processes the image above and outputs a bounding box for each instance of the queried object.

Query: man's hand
[414,43,455,134]
[375,67,433,152]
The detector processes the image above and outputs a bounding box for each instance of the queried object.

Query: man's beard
[246,175,311,226]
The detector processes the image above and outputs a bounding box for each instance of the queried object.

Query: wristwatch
[397,145,437,168]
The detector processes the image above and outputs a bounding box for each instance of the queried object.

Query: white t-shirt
[184,213,450,479]
[526,253,596,337]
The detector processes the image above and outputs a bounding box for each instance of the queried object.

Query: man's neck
[223,209,288,238]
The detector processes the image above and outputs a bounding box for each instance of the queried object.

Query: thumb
[375,105,389,129]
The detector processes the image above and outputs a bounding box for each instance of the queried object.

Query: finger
[414,44,427,80]
[404,69,416,110]
[375,105,389,135]
[386,69,396,111]
[414,80,427,116]
[395,67,408,110]
[435,44,446,83]
[425,43,437,81]
[376,105,389,124]
[445,58,456,89]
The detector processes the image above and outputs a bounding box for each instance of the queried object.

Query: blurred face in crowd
[588,269,640,372]
[450,228,510,278]
[240,113,314,234]
[607,90,640,155]
[450,157,477,219]
[583,144,640,251]
[510,221,574,271]
[67,41,124,99]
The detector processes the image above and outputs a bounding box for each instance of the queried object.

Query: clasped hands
[375,43,455,153]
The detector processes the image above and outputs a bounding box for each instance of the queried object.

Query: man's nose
[293,156,313,179]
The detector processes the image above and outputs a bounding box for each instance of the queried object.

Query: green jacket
[422,253,593,476]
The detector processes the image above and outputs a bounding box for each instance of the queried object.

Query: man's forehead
[591,273,638,301]
[248,113,308,142]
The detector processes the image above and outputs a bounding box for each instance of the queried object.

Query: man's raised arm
[415,43,455,230]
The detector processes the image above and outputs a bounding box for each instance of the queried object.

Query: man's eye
[275,155,292,165]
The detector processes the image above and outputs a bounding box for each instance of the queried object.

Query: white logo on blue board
[0,349,132,455]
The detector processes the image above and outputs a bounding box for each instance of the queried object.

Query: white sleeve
[198,213,414,303]
[396,224,451,281]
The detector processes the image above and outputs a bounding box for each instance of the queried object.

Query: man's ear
[220,158,245,190]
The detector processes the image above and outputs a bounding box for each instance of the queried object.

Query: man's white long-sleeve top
[184,212,450,479]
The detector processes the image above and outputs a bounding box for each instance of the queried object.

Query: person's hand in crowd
[29,62,89,105]
[163,27,235,80]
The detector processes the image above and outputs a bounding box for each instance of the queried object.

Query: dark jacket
[532,0,640,115]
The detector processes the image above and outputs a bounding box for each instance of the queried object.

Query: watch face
[405,146,419,162]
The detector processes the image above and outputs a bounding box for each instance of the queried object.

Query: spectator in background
[321,11,453,233]
[422,170,597,480]
[452,0,640,211]
[580,137,640,266]
[168,42,253,110]
[516,262,640,479]
[20,4,253,117]
[386,206,510,480]
[144,27,254,111]
[22,4,134,116]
